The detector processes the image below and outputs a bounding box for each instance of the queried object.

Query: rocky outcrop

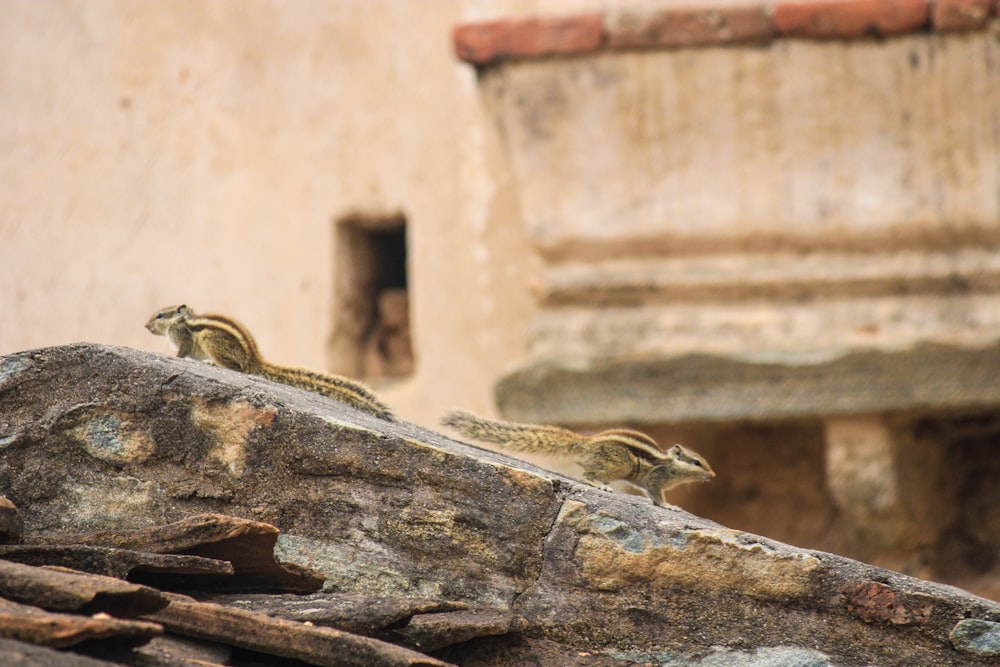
[1,343,999,666]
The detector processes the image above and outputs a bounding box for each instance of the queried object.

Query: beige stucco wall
[0,0,596,425]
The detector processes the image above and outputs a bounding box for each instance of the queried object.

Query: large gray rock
[1,344,999,666]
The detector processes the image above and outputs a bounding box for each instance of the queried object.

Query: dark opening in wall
[331,212,413,383]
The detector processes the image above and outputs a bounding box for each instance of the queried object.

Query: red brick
[605,3,772,49]
[932,0,991,31]
[772,0,930,38]
[453,14,603,66]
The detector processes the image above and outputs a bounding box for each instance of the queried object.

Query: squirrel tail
[441,409,585,454]
[259,363,394,421]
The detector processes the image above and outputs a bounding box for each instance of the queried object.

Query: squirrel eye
[692,460,703,468]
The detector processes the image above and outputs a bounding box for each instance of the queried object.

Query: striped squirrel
[146,305,393,420]
[441,409,714,506]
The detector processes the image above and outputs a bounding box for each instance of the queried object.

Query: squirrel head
[145,304,194,334]
[642,444,715,505]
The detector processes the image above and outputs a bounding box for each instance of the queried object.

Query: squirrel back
[441,409,588,454]
[258,363,393,420]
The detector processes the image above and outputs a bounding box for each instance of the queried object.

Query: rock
[0,497,23,545]
[2,343,1000,666]
[0,637,128,666]
[0,597,162,649]
[950,618,1000,657]
[31,513,325,593]
[0,544,234,581]
[201,592,466,636]
[142,592,452,667]
[0,559,167,617]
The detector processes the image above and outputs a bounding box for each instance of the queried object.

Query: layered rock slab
[1,344,998,665]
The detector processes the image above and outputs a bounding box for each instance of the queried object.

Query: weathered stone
[3,344,1000,666]
[33,513,324,593]
[823,417,908,550]
[143,592,452,667]
[496,343,1000,425]
[0,596,162,649]
[201,592,466,636]
[950,618,1000,656]
[0,559,167,617]
[0,344,558,606]
[0,496,23,545]
[0,637,128,666]
[0,544,234,581]
[479,34,1000,262]
[132,634,231,667]
[392,608,527,652]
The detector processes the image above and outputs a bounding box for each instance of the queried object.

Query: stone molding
[454,0,996,65]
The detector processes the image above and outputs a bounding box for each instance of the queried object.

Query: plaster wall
[0,0,586,425]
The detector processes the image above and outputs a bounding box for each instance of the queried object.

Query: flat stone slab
[497,341,1000,425]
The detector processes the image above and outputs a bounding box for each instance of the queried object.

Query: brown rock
[0,559,167,616]
[392,608,527,652]
[0,544,234,581]
[0,596,162,649]
[133,634,231,667]
[0,496,23,545]
[3,344,1000,666]
[143,592,453,667]
[34,513,325,593]
[0,638,125,666]
[201,592,466,636]
[772,0,930,38]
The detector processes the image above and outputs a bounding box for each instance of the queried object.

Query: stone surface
[0,559,167,617]
[453,14,603,65]
[772,0,930,38]
[143,592,451,667]
[479,32,1000,262]
[0,597,162,650]
[2,344,1000,665]
[822,417,922,561]
[0,637,125,666]
[932,0,993,30]
[132,634,231,667]
[950,618,1000,657]
[496,342,1000,425]
[35,513,325,593]
[393,608,526,652]
[0,497,23,545]
[200,593,466,636]
[605,3,772,49]
[0,544,234,581]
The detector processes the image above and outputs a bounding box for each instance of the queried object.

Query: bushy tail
[260,363,394,421]
[440,409,585,454]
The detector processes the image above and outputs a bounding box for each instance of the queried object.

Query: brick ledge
[453,0,997,65]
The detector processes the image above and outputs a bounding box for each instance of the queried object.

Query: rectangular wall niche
[331,212,413,382]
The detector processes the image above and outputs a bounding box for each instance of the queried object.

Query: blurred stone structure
[455,2,1000,599]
